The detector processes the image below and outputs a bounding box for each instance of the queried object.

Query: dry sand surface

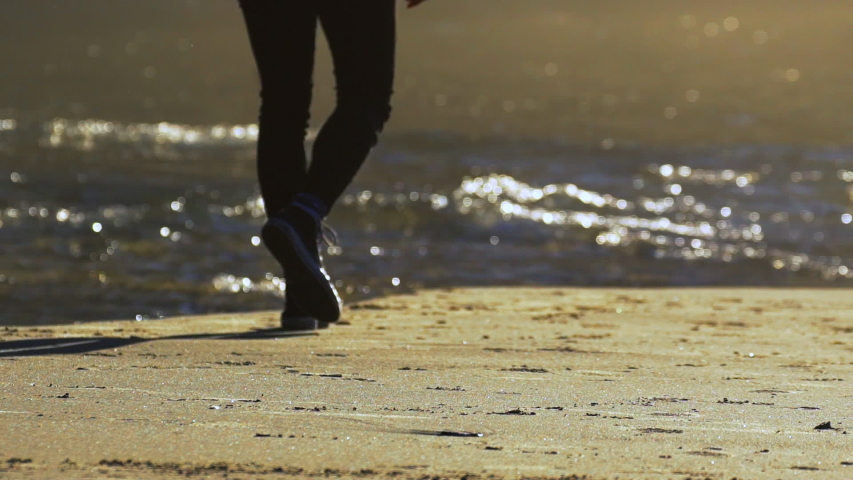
[1,287,851,479]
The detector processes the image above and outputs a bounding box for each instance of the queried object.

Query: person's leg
[306,0,396,211]
[238,1,318,216]
[240,2,326,327]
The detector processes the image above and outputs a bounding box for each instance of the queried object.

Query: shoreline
[2,287,852,479]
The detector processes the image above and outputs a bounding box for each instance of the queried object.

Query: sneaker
[262,200,342,323]
[280,299,330,331]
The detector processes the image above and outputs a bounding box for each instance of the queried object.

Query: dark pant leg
[306,0,396,211]
[238,1,318,216]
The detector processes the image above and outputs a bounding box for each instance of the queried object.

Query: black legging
[239,1,396,215]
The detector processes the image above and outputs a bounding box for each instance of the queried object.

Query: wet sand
[1,287,851,479]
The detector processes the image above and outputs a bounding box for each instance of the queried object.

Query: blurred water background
[1,0,851,325]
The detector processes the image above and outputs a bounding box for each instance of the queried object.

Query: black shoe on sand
[262,200,342,323]
[280,297,330,331]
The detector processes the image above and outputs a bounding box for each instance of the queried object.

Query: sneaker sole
[279,314,330,331]
[262,219,341,323]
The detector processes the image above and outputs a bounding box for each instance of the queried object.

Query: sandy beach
[2,3,852,479]
[1,287,851,479]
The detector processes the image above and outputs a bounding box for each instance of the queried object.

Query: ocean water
[1,1,852,324]
[0,118,850,324]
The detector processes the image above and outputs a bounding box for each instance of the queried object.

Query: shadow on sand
[0,328,318,358]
